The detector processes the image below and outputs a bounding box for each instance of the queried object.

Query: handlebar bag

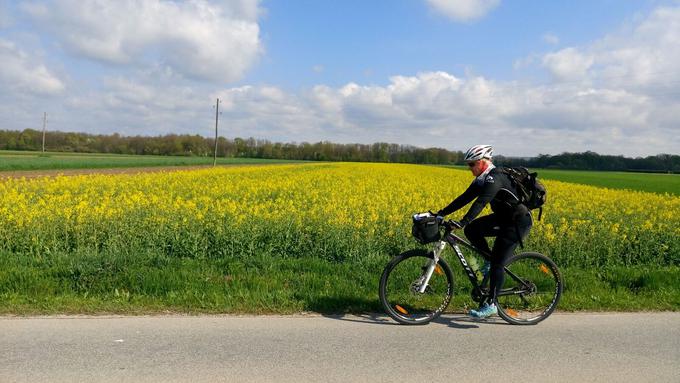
[412,214,441,244]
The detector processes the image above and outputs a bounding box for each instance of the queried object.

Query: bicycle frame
[421,228,536,300]
[445,231,488,289]
[418,230,488,293]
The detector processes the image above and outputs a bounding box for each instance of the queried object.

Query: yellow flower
[0,162,677,263]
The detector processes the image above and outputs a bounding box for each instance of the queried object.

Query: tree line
[0,129,461,164]
[494,152,679,173]
[0,129,677,172]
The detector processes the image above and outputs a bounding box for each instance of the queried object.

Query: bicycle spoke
[496,253,562,325]
[519,294,530,306]
[380,251,453,324]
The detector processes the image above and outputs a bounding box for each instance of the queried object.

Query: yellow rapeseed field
[0,163,678,266]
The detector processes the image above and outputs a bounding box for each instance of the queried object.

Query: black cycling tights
[464,213,532,303]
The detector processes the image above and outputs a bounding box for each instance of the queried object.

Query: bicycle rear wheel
[496,252,563,325]
[379,249,454,325]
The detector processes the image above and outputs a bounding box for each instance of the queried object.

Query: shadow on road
[321,312,506,329]
[309,296,507,328]
[321,313,395,326]
[434,314,507,328]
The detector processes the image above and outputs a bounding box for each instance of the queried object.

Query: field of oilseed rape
[0,162,678,313]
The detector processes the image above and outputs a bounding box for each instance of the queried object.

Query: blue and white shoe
[469,302,497,318]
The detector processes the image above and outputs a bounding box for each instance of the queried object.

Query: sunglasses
[467,161,478,167]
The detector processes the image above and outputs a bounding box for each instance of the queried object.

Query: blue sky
[1,0,679,156]
[250,1,656,88]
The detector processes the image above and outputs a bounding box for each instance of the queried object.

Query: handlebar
[434,215,463,231]
[427,210,462,230]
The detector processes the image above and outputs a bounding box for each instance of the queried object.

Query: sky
[1,0,679,157]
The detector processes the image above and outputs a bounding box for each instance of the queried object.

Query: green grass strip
[1,250,677,314]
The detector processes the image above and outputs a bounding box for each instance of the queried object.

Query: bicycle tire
[495,252,563,325]
[379,249,454,325]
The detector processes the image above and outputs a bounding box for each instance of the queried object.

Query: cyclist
[436,144,532,318]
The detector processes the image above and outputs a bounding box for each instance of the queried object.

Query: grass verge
[1,250,677,315]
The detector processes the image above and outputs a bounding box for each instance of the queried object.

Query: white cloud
[593,6,680,92]
[211,73,526,150]
[2,2,680,157]
[538,6,680,91]
[426,0,501,22]
[0,38,64,94]
[198,59,678,156]
[56,76,211,137]
[21,0,262,83]
[542,33,559,45]
[542,47,594,81]
[7,64,674,157]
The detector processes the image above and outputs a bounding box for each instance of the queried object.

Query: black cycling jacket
[439,166,523,226]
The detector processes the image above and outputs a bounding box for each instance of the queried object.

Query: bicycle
[379,213,563,325]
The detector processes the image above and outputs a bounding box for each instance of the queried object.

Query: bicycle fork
[418,240,447,293]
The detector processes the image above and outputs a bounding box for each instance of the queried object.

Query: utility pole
[213,98,219,166]
[42,112,47,152]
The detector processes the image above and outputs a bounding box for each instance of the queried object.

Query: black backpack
[500,167,547,220]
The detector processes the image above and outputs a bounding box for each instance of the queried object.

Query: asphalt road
[1,313,678,383]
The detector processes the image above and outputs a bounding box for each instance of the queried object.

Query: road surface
[1,313,678,382]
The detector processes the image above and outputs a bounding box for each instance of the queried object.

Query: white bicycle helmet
[463,144,493,162]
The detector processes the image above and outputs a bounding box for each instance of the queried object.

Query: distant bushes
[0,129,461,165]
[495,151,679,173]
[1,129,677,172]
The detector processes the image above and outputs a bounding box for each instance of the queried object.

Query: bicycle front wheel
[496,252,563,325]
[379,249,454,325]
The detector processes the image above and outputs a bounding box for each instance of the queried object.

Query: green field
[0,150,301,171]
[447,165,679,195]
[537,169,679,195]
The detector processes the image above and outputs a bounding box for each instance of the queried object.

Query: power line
[213,98,221,166]
[42,112,47,153]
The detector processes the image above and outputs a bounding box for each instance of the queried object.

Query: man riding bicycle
[436,144,532,318]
